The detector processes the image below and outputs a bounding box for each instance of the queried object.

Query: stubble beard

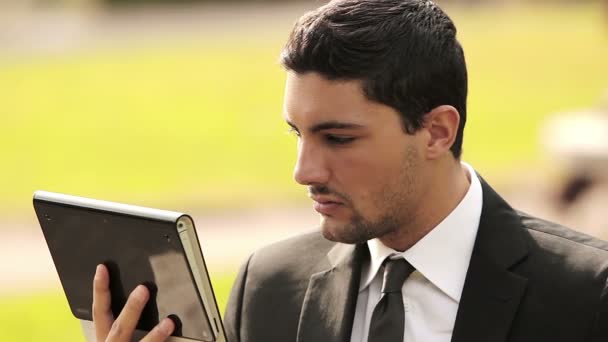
[320,145,418,245]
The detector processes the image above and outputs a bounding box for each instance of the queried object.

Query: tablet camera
[163,234,171,242]
[43,214,52,221]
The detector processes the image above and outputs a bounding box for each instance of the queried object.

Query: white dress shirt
[350,163,483,342]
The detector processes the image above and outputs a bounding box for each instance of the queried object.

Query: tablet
[33,190,226,342]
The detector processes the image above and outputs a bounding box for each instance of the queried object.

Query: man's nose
[293,141,330,186]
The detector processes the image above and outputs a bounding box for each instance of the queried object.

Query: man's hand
[93,264,175,342]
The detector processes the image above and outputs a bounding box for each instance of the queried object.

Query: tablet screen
[35,200,215,341]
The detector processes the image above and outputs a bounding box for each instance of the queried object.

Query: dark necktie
[367,258,415,342]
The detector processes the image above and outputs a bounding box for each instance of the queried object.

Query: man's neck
[379,161,471,252]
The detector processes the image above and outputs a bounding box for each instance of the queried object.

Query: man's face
[283,72,429,244]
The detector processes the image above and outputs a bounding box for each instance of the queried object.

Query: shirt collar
[360,162,483,303]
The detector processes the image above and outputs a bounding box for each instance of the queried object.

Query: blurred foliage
[29,0,603,7]
[102,0,289,5]
[0,273,235,341]
[1,4,607,216]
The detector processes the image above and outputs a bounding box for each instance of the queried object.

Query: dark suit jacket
[224,180,608,342]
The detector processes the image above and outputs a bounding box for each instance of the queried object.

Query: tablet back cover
[34,198,215,341]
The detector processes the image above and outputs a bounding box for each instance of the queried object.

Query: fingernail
[159,317,174,335]
[95,264,102,277]
[133,285,148,300]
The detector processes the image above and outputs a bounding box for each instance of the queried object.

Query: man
[92,0,608,341]
[223,1,608,341]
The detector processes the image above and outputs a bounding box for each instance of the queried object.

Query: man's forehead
[282,106,370,130]
[283,73,373,127]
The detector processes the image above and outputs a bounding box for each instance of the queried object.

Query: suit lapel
[296,242,367,342]
[451,178,530,342]
[450,250,528,342]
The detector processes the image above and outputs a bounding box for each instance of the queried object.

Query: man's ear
[422,105,460,160]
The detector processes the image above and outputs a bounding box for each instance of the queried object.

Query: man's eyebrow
[285,120,298,131]
[310,121,364,133]
[285,119,364,133]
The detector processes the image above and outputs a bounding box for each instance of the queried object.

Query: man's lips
[310,195,345,216]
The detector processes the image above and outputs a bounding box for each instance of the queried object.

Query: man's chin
[319,219,372,245]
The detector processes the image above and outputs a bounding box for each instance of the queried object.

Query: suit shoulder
[252,229,335,259]
[518,210,608,255]
[246,230,335,279]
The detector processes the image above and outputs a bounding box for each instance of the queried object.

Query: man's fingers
[92,264,114,341]
[140,318,175,342]
[106,284,149,341]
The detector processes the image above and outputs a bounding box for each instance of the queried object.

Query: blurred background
[1,0,607,340]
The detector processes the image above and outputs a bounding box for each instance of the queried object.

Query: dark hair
[280,0,468,159]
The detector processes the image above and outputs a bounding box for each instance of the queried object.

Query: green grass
[0,291,84,342]
[1,4,607,215]
[0,274,236,342]
[1,43,299,215]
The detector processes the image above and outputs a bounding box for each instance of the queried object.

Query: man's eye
[325,135,355,145]
[287,127,301,137]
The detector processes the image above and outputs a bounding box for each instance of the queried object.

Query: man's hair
[280,0,468,159]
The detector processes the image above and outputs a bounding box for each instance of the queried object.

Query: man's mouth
[309,195,345,216]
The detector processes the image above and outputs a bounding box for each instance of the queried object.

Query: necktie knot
[381,258,415,293]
